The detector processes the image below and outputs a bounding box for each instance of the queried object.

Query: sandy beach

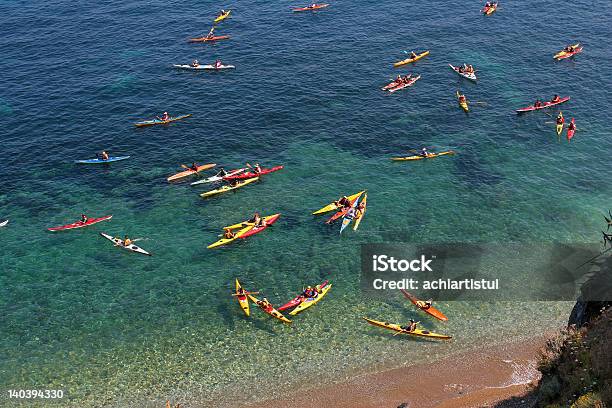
[244,335,550,408]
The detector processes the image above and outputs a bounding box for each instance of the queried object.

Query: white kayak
[449,64,477,81]
[0,220,8,227]
[173,64,235,70]
[99,232,152,256]
[190,168,247,186]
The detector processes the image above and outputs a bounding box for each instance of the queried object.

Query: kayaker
[123,235,132,247]
[206,26,215,39]
[253,163,262,174]
[99,151,110,161]
[534,100,542,108]
[217,168,228,177]
[81,214,88,223]
[259,298,273,310]
[223,228,236,239]
[556,112,564,125]
[567,119,576,132]
[401,319,418,333]
[467,64,474,73]
[158,112,170,121]
[303,286,318,298]
[419,147,429,157]
[417,299,433,309]
[215,59,222,69]
[190,162,199,172]
[564,45,574,52]
[355,201,366,219]
[335,196,351,208]
[249,212,262,226]
[191,59,200,67]
[458,93,467,104]
[551,95,561,103]
[410,51,418,59]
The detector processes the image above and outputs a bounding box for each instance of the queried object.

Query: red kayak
[293,3,329,12]
[278,280,328,311]
[515,96,570,113]
[223,166,284,181]
[48,215,112,231]
[567,118,576,141]
[238,214,281,239]
[188,35,230,43]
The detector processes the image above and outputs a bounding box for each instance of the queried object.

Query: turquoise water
[1,0,611,406]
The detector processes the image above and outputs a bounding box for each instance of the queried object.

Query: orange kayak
[167,163,216,181]
[400,289,448,321]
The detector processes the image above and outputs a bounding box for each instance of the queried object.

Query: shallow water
[1,0,610,406]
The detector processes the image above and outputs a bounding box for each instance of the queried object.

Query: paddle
[231,291,260,297]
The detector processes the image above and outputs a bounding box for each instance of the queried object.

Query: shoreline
[241,334,552,408]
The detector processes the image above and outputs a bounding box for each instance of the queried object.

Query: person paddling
[214,59,223,69]
[410,51,418,59]
[401,319,418,333]
[158,112,170,121]
[416,299,433,310]
[223,228,236,239]
[303,285,318,298]
[191,59,200,68]
[534,100,542,108]
[419,147,430,157]
[206,26,215,40]
[335,196,351,208]
[567,119,576,132]
[556,112,564,125]
[80,214,88,223]
[190,162,199,172]
[249,212,262,226]
[551,95,561,103]
[99,151,110,161]
[123,235,132,247]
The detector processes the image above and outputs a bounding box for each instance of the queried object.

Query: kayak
[247,294,292,324]
[482,2,498,15]
[190,168,246,185]
[400,289,448,321]
[567,118,576,141]
[449,64,477,81]
[293,3,329,12]
[99,232,151,256]
[0,220,8,227]
[207,224,253,249]
[456,91,469,112]
[289,283,332,315]
[554,43,582,60]
[167,163,216,182]
[237,213,281,239]
[214,10,231,23]
[188,35,230,43]
[223,165,284,181]
[326,193,363,224]
[556,113,564,136]
[364,317,452,340]
[75,156,130,164]
[134,114,192,127]
[173,64,235,70]
[353,192,367,231]
[224,213,280,230]
[516,97,570,113]
[313,190,365,215]
[340,198,359,234]
[200,177,259,198]
[381,74,412,90]
[235,278,250,317]
[393,50,430,68]
[48,215,112,232]
[386,75,421,93]
[278,280,329,311]
[391,151,455,161]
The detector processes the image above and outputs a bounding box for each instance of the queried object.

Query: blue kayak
[75,156,131,164]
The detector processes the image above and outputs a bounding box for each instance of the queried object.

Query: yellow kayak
[312,190,365,215]
[391,151,455,161]
[393,50,430,68]
[235,279,250,316]
[456,91,469,112]
[207,224,253,249]
[214,10,231,23]
[353,193,367,231]
[200,177,259,198]
[289,284,332,315]
[248,294,292,324]
[553,43,580,59]
[363,317,452,340]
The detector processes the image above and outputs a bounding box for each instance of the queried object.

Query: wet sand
[243,335,549,408]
